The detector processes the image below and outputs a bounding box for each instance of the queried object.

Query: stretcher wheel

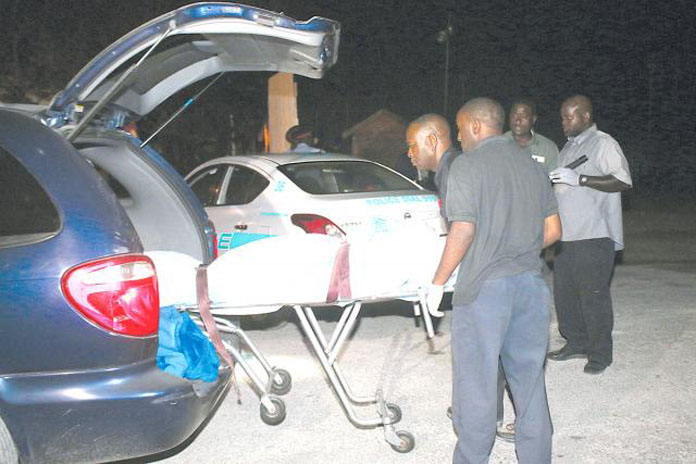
[390,431,415,453]
[270,368,292,396]
[385,402,402,424]
[260,397,286,426]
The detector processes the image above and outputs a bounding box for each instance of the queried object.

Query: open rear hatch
[42,3,339,263]
[44,2,340,133]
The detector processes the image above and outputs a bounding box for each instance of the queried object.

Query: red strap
[196,265,235,368]
[326,241,352,303]
[196,265,240,401]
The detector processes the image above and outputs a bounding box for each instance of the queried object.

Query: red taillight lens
[291,214,346,238]
[61,254,160,337]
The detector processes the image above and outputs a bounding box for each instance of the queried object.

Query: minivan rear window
[0,146,60,246]
[278,161,419,195]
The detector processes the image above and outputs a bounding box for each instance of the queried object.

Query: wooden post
[268,72,298,153]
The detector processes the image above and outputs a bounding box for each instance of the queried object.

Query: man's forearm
[433,221,475,285]
[543,213,562,248]
[579,174,631,192]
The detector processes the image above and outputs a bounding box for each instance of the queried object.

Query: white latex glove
[424,284,445,317]
[549,167,580,186]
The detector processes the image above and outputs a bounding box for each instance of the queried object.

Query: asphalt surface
[153,202,696,464]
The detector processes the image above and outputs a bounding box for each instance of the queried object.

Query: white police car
[186,153,446,253]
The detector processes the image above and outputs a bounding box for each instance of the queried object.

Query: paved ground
[153,200,696,464]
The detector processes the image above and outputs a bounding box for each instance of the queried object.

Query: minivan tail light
[61,254,159,337]
[291,214,345,238]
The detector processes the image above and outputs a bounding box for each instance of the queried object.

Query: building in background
[342,109,407,169]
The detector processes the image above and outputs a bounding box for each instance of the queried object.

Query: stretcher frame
[186,312,292,426]
[181,292,437,453]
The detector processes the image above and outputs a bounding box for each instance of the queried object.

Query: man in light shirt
[497,98,560,441]
[547,95,632,375]
[505,98,559,173]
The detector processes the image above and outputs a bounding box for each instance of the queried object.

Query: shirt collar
[292,142,322,152]
[442,145,459,159]
[504,130,537,147]
[473,134,506,151]
[435,146,458,172]
[568,124,597,145]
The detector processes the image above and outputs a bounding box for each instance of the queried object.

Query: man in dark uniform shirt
[405,113,459,225]
[425,98,561,463]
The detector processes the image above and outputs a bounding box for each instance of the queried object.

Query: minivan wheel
[0,416,18,464]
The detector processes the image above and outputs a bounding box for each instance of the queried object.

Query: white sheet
[146,250,200,307]
[147,230,456,312]
[207,234,340,307]
[348,225,451,299]
[146,234,340,313]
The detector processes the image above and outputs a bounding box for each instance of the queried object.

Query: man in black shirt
[425,98,561,464]
[405,113,459,225]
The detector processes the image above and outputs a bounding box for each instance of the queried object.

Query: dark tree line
[1,0,694,196]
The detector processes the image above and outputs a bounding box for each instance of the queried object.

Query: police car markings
[372,217,392,233]
[365,195,438,206]
[217,232,275,250]
[274,180,286,192]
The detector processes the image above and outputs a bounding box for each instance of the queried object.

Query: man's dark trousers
[553,238,615,367]
[451,272,552,464]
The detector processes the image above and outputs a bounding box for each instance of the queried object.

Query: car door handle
[234,224,248,231]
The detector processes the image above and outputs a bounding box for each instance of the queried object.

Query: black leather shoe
[583,361,607,375]
[547,345,587,361]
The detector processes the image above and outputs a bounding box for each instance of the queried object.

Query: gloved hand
[549,167,580,186]
[424,283,445,317]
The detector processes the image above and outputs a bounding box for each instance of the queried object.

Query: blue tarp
[157,305,220,382]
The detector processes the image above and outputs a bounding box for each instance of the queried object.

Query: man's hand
[549,167,580,186]
[424,283,445,317]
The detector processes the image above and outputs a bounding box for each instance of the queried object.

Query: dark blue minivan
[0,3,339,463]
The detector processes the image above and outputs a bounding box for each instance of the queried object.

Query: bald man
[405,114,459,225]
[425,98,560,464]
[409,114,514,441]
[547,95,632,375]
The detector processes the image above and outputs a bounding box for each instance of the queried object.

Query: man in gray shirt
[547,95,632,375]
[504,98,559,173]
[425,98,561,464]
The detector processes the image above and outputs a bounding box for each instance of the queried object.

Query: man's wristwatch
[579,175,588,186]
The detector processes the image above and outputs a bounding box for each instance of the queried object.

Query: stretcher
[177,290,442,453]
[148,231,454,453]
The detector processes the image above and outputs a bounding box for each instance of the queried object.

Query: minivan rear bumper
[0,359,230,464]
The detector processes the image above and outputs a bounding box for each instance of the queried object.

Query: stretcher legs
[413,297,435,339]
[194,315,292,425]
[293,304,415,453]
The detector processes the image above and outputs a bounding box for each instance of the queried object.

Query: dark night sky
[1,0,695,195]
